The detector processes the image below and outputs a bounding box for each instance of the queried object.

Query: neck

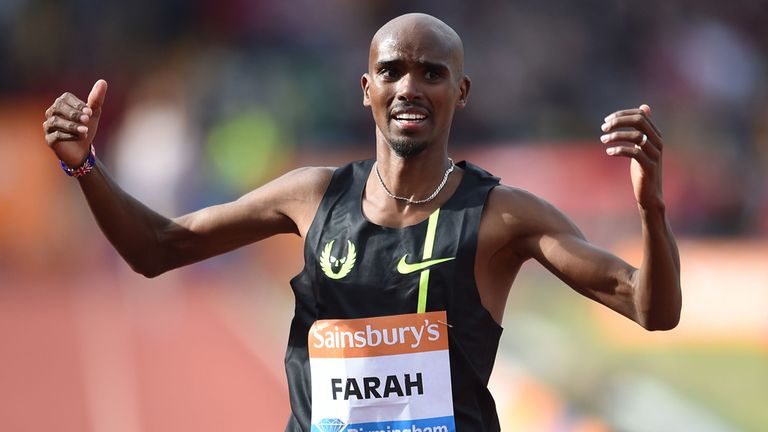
[373,143,452,204]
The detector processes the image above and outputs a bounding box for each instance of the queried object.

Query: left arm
[522,202,681,331]
[601,104,681,330]
[513,104,680,330]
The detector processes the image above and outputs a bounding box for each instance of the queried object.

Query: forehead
[369,27,458,68]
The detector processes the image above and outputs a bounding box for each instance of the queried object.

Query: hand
[600,104,664,210]
[43,79,108,168]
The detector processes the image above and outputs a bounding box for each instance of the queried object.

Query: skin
[43,13,681,330]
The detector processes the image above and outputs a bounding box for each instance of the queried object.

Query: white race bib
[309,311,455,432]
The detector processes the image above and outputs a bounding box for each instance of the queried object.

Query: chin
[389,137,428,158]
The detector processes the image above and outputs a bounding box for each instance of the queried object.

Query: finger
[603,107,662,137]
[605,145,654,166]
[45,130,80,146]
[601,114,663,149]
[43,116,88,135]
[47,97,91,123]
[600,130,660,159]
[87,79,108,112]
[601,129,644,143]
[604,108,643,122]
[59,92,89,113]
[605,105,654,120]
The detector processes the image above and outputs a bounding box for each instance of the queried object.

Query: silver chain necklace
[374,157,455,205]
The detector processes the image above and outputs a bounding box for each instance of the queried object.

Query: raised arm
[44,80,332,278]
[600,104,680,328]
[487,105,681,330]
[518,193,681,331]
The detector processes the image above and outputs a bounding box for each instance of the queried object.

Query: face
[362,26,470,158]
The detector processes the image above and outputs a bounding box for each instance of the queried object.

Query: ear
[361,73,371,107]
[456,75,471,108]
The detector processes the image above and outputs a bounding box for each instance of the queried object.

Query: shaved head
[369,13,465,78]
[362,13,471,158]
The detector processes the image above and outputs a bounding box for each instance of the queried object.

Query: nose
[395,73,422,102]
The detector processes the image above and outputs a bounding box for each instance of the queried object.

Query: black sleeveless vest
[284,160,502,431]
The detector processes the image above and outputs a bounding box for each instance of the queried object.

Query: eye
[378,68,400,80]
[424,69,443,82]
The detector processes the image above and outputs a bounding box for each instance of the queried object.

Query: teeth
[394,113,426,120]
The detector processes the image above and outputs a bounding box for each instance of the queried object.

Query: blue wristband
[60,146,96,177]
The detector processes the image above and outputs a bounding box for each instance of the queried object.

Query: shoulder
[235,166,336,236]
[279,165,336,197]
[237,166,335,204]
[485,185,563,227]
[480,185,582,257]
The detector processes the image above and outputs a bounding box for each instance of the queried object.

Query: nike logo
[397,255,455,274]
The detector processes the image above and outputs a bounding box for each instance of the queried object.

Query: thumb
[87,79,108,111]
[640,103,652,117]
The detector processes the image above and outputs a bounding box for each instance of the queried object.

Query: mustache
[389,102,430,115]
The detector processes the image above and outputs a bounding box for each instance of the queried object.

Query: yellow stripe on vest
[417,209,441,313]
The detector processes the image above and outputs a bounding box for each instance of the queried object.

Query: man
[43,13,680,432]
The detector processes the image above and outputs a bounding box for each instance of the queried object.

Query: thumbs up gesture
[43,80,108,168]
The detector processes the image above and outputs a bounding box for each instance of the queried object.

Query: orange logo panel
[308,311,449,358]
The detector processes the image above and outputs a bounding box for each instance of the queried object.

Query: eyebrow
[374,59,451,73]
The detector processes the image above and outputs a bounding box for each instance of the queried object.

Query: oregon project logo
[319,240,356,280]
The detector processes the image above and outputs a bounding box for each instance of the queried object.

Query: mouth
[390,108,430,130]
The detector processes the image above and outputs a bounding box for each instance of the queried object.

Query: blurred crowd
[1,0,767,235]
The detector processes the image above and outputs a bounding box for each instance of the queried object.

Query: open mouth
[391,110,429,128]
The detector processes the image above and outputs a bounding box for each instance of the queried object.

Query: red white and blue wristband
[60,146,96,178]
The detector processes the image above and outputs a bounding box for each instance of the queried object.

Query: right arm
[44,80,332,277]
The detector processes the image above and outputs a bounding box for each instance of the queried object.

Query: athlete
[43,13,680,432]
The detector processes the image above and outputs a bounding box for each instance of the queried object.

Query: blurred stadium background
[1,0,766,431]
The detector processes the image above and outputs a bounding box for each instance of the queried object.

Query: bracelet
[60,146,96,178]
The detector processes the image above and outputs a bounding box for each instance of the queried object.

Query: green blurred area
[506,270,767,431]
[638,347,767,430]
[206,109,291,192]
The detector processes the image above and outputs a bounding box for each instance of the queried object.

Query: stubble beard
[389,137,428,158]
